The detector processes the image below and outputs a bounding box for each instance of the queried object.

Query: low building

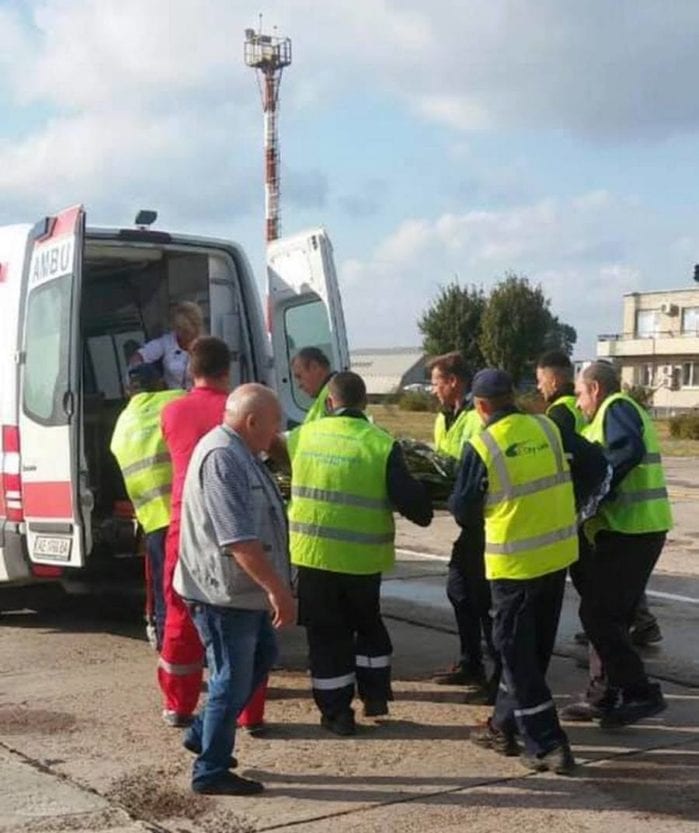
[350,347,428,399]
[597,287,699,413]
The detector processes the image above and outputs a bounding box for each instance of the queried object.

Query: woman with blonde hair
[130,302,204,390]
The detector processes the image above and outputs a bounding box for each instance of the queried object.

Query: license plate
[33,536,72,561]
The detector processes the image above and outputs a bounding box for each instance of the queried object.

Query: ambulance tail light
[2,425,24,522]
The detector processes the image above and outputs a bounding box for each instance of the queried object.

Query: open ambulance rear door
[17,205,90,569]
[267,228,350,424]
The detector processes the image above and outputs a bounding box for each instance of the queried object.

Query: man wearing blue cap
[449,368,607,775]
[111,364,185,649]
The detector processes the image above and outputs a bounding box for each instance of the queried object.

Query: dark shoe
[183,737,238,770]
[599,688,667,728]
[162,710,193,728]
[363,699,389,718]
[238,722,267,737]
[463,682,494,706]
[521,742,576,776]
[433,664,487,687]
[573,631,589,646]
[321,710,356,737]
[470,719,519,757]
[192,772,264,796]
[560,701,609,722]
[630,623,663,647]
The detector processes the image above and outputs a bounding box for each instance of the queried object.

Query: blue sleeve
[386,443,433,527]
[604,400,646,493]
[201,449,257,548]
[448,443,487,527]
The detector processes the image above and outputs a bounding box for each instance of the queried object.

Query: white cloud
[338,192,665,354]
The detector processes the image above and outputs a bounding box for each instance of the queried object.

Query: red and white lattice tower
[244,25,292,243]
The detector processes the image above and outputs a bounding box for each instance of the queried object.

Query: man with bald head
[174,384,295,796]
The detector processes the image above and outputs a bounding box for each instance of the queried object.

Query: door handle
[62,390,75,417]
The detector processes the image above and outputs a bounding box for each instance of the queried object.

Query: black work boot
[599,683,666,728]
[433,663,487,687]
[320,709,356,736]
[521,741,577,776]
[363,699,389,718]
[470,719,519,757]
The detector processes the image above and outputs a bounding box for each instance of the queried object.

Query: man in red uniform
[158,336,232,726]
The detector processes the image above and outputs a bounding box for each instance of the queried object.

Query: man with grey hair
[174,384,294,796]
[563,362,672,728]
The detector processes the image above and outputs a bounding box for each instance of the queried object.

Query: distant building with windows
[597,287,699,412]
[350,347,428,399]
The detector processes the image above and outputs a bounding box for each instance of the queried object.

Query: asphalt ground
[0,457,697,832]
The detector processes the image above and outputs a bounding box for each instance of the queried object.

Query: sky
[2,0,699,357]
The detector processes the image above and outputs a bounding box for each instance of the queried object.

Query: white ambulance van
[0,204,349,600]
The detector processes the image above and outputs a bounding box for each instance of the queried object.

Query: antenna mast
[244,23,292,243]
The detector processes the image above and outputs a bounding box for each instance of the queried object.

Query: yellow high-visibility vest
[469,413,578,580]
[110,390,184,532]
[583,393,672,540]
[288,416,395,575]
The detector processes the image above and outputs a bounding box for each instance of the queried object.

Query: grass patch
[369,406,699,457]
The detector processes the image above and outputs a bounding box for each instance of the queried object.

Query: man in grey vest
[174,384,295,796]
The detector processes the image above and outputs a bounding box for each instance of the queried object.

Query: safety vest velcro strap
[514,699,555,718]
[291,485,391,511]
[355,654,391,668]
[121,452,171,478]
[615,487,669,506]
[311,672,356,691]
[486,470,572,507]
[289,521,394,546]
[486,523,578,555]
[643,452,662,465]
[132,484,172,509]
[157,658,202,676]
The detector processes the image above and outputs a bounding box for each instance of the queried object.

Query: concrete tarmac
[0,456,697,832]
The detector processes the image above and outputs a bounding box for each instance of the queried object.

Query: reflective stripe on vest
[288,416,396,575]
[483,416,572,506]
[582,393,673,538]
[470,413,578,581]
[434,407,483,459]
[110,389,184,533]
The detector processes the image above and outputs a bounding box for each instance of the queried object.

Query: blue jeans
[146,528,167,650]
[185,604,278,787]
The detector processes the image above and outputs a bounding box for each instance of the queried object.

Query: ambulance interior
[80,241,244,555]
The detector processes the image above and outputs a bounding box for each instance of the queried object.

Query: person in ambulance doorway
[110,364,185,650]
[288,371,433,736]
[428,352,496,702]
[451,369,608,775]
[175,385,295,796]
[130,301,205,391]
[291,346,335,423]
[537,351,664,650]
[158,336,268,733]
[561,361,671,728]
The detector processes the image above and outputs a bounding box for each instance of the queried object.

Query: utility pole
[244,23,292,243]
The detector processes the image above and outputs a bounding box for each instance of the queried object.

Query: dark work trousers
[297,566,393,719]
[491,569,568,757]
[447,526,496,672]
[145,527,167,651]
[572,530,665,704]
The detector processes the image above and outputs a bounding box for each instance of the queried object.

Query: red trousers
[157,521,268,725]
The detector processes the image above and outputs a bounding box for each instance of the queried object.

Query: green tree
[418,281,486,375]
[543,315,577,356]
[479,273,575,384]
